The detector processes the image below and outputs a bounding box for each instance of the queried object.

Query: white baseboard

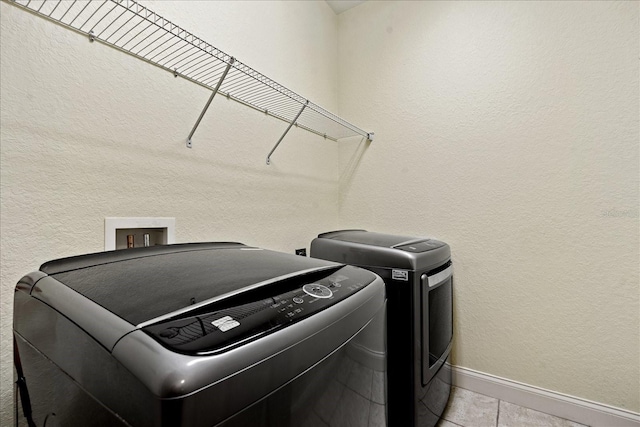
[451,365,640,427]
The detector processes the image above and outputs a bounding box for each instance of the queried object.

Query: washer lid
[41,243,340,326]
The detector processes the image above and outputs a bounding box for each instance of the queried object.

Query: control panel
[143,266,375,354]
[395,239,445,253]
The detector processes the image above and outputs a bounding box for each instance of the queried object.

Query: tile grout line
[495,398,501,427]
[366,367,375,427]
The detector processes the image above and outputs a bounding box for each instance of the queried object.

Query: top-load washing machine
[311,230,453,427]
[13,242,387,426]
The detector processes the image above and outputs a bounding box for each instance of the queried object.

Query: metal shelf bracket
[186,57,235,148]
[266,100,308,165]
[5,0,375,161]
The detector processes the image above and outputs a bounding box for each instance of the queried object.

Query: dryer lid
[318,229,445,251]
[312,230,451,271]
[318,229,418,247]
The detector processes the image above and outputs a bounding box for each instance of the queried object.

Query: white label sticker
[211,316,233,327]
[218,320,240,332]
[392,269,409,281]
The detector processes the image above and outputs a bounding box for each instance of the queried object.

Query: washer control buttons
[293,297,304,304]
[302,283,333,299]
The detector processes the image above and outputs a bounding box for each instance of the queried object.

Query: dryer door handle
[426,265,452,288]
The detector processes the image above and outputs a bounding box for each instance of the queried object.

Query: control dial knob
[302,283,333,299]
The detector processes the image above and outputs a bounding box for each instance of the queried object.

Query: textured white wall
[338,1,639,412]
[0,1,339,423]
[3,0,639,423]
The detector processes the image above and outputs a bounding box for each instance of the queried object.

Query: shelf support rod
[186,57,235,148]
[266,100,308,165]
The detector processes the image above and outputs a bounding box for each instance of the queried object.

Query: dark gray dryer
[311,230,453,427]
[13,242,387,427]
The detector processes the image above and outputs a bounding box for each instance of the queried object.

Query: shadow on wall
[339,136,371,193]
[3,118,337,188]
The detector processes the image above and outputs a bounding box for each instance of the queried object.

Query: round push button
[302,283,333,299]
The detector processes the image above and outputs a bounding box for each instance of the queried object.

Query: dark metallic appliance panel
[313,230,450,272]
[311,230,453,427]
[14,243,387,427]
[143,266,376,354]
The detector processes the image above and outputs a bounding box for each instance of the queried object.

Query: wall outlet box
[105,217,175,251]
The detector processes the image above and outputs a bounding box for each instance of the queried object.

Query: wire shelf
[6,0,373,161]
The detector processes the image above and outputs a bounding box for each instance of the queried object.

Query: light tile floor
[436,387,588,427]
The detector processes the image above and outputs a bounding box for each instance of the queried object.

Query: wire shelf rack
[6,0,374,163]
